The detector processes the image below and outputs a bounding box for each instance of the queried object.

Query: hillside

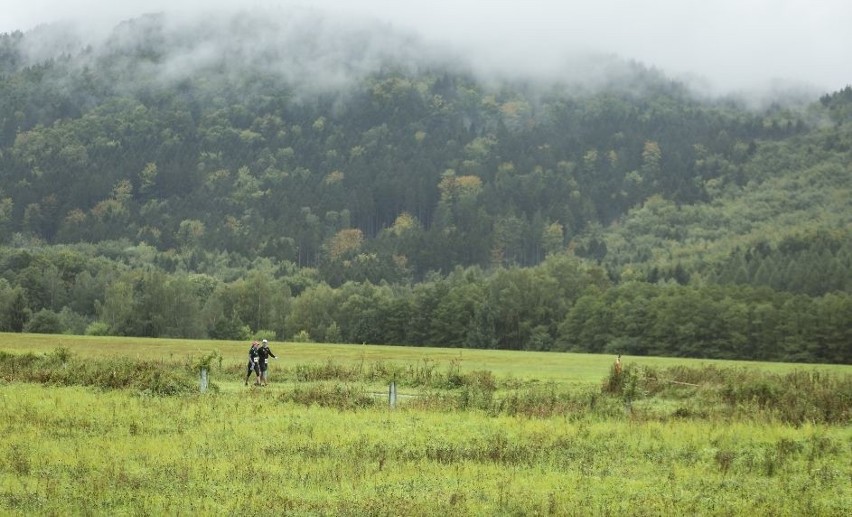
[0,12,849,361]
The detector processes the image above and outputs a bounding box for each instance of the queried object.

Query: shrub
[50,346,73,366]
[191,350,222,371]
[292,330,312,343]
[602,362,639,401]
[85,321,111,336]
[24,309,62,334]
[254,329,277,342]
[458,375,495,410]
[58,307,88,335]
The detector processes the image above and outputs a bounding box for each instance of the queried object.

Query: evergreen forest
[0,12,849,363]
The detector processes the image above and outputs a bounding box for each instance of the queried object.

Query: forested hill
[0,12,849,363]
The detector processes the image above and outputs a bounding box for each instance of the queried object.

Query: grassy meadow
[1,333,851,515]
[2,332,847,386]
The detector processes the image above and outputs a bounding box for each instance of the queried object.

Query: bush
[602,362,639,401]
[458,370,497,411]
[191,350,222,371]
[254,329,277,342]
[50,346,73,365]
[292,330,312,343]
[85,321,111,336]
[58,308,88,335]
[24,309,62,334]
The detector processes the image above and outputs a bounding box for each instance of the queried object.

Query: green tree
[285,283,338,342]
[4,287,31,332]
[95,279,134,335]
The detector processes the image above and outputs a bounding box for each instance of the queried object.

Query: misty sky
[2,0,850,94]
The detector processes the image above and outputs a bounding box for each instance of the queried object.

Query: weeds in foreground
[0,381,849,516]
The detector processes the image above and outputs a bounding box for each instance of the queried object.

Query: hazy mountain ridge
[0,12,849,360]
[1,11,845,279]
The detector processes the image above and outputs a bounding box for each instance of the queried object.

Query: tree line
[0,245,848,364]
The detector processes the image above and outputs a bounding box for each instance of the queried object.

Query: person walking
[257,339,277,386]
[245,341,261,386]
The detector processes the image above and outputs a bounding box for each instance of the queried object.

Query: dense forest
[0,12,849,363]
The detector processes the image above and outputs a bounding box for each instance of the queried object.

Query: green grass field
[3,332,848,386]
[1,333,850,515]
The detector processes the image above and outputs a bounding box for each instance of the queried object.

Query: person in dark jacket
[245,341,261,386]
[257,339,277,386]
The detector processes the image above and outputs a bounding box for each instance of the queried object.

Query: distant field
[2,332,849,385]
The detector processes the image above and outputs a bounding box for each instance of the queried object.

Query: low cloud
[4,0,850,96]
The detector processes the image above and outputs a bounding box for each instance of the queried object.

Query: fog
[2,0,850,95]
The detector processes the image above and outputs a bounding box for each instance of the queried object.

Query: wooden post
[389,380,397,408]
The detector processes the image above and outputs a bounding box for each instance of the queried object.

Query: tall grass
[0,348,198,395]
[604,363,852,425]
[1,382,849,515]
[3,348,849,427]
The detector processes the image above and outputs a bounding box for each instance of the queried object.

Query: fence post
[200,367,208,393]
[389,380,397,408]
